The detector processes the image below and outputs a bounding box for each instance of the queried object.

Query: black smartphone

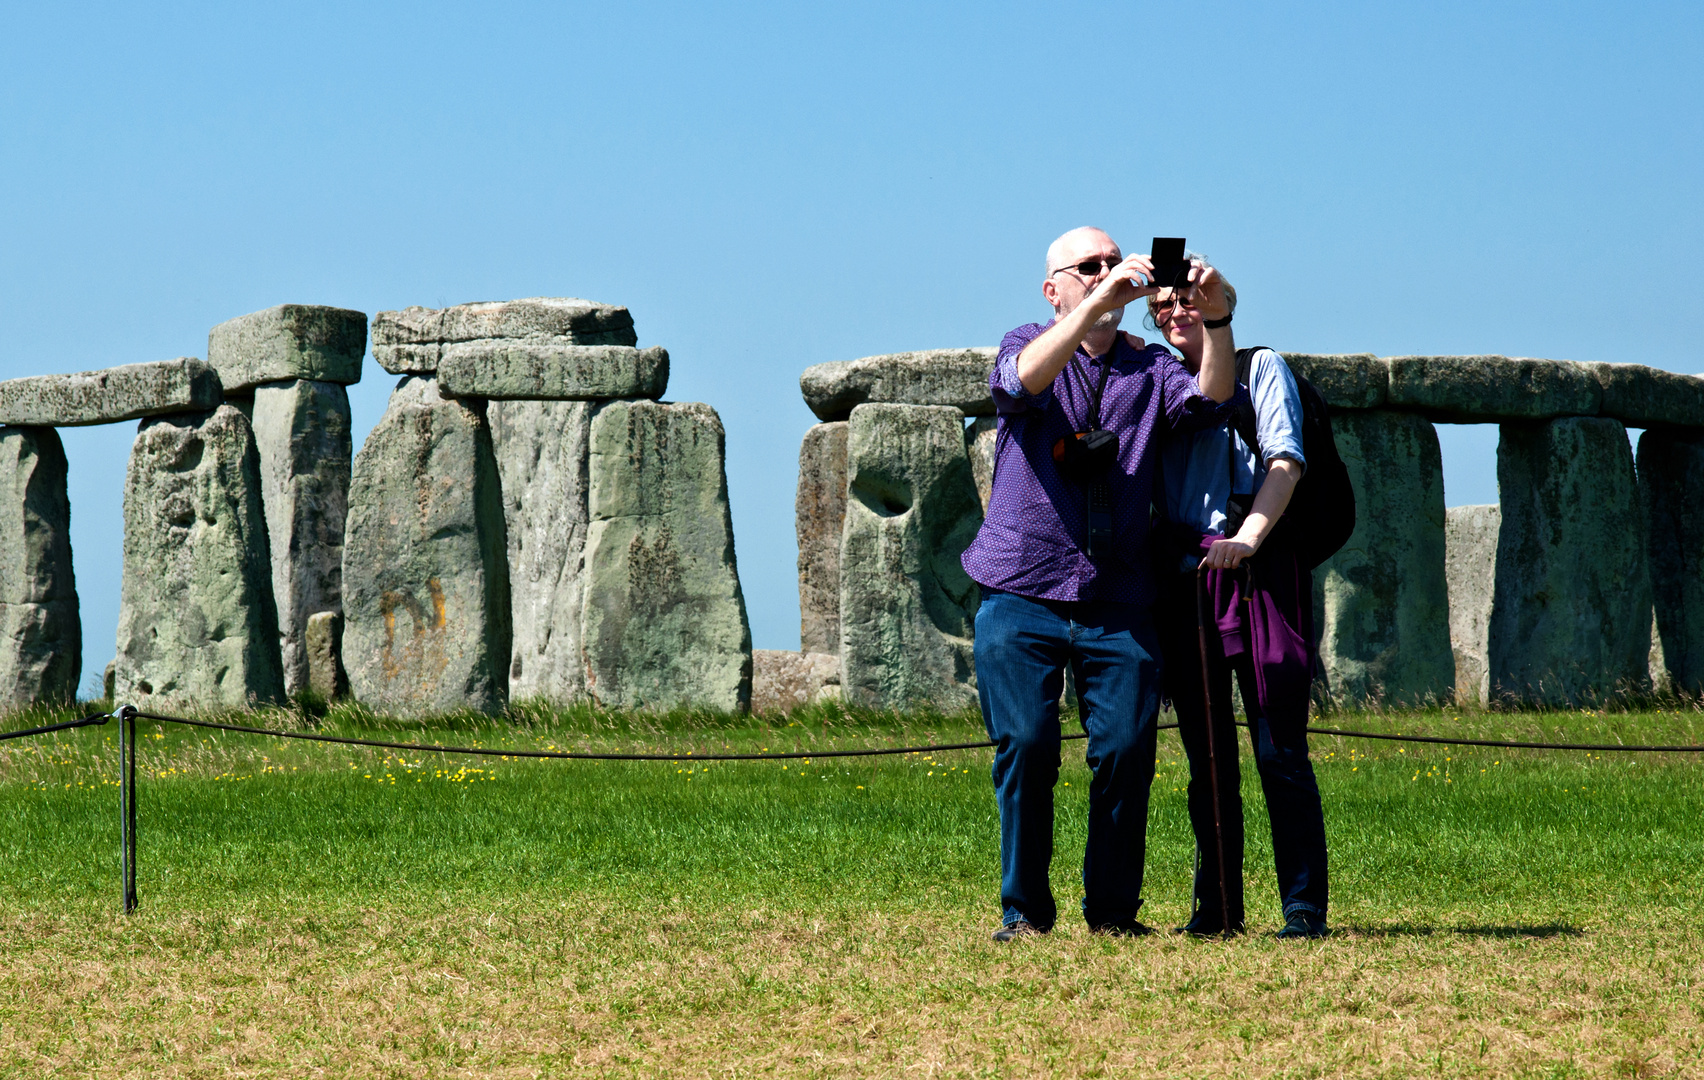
[1149,237,1188,289]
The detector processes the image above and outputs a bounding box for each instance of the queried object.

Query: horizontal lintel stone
[1280,353,1387,410]
[438,343,668,400]
[371,298,637,348]
[1385,355,1602,422]
[0,359,222,427]
[1585,362,1704,430]
[800,348,996,422]
[208,305,367,391]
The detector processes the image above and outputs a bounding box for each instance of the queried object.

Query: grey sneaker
[992,920,1044,942]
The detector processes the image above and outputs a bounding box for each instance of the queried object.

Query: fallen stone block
[1312,409,1453,705]
[0,359,222,427]
[489,398,593,702]
[801,349,996,422]
[114,406,284,710]
[1445,504,1500,705]
[0,427,80,709]
[795,422,848,656]
[1281,353,1387,410]
[439,343,668,400]
[1491,417,1651,705]
[371,298,637,375]
[208,305,366,392]
[581,400,752,712]
[1385,355,1601,422]
[305,610,347,700]
[1638,429,1704,696]
[751,650,840,713]
[840,403,982,711]
[1586,362,1704,431]
[342,376,511,715]
[250,380,352,695]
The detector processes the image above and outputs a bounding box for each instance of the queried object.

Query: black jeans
[1158,571,1328,926]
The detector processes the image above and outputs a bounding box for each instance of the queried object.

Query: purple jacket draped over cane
[1195,534,1314,725]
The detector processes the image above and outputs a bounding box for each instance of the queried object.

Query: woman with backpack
[1147,263,1331,939]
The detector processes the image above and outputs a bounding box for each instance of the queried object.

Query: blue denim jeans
[973,587,1162,931]
[1157,571,1329,926]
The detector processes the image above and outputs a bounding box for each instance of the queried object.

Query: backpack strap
[1229,346,1265,476]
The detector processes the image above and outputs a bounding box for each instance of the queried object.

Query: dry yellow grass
[4,901,1701,1078]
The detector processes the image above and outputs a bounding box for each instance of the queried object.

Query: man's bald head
[1045,226,1117,278]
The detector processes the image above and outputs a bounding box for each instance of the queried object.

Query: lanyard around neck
[1071,345,1117,432]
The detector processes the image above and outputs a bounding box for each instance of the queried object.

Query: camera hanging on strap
[1050,352,1119,559]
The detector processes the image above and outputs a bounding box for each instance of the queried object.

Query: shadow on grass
[1341,923,1584,939]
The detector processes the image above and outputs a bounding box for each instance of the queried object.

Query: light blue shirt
[1160,347,1306,555]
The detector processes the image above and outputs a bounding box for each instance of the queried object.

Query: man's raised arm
[1016,253,1158,395]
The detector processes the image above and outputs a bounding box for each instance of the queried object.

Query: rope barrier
[4,709,1704,757]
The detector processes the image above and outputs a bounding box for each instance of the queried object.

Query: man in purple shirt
[962,226,1238,940]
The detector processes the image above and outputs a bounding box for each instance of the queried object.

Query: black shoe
[1172,912,1244,937]
[1276,910,1329,939]
[992,920,1045,942]
[1091,919,1155,938]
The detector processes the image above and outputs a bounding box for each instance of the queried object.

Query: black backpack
[1229,346,1356,570]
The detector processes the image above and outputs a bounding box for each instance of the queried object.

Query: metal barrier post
[119,704,137,914]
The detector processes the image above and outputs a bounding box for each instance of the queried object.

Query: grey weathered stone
[796,422,848,656]
[208,305,366,392]
[305,610,347,700]
[1490,417,1652,705]
[114,406,284,710]
[1312,409,1453,705]
[1445,504,1500,705]
[966,415,997,514]
[1650,611,1670,697]
[1638,429,1704,696]
[0,427,79,709]
[1385,356,1601,423]
[439,343,668,401]
[801,349,996,422]
[581,400,752,712]
[371,344,444,376]
[342,376,511,715]
[839,403,982,710]
[0,359,222,427]
[1586,362,1704,431]
[751,650,840,714]
[1281,354,1387,410]
[488,399,593,702]
[372,298,638,348]
[250,380,352,695]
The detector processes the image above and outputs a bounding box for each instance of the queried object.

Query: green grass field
[2,699,1702,1077]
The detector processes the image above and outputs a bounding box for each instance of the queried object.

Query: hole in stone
[850,474,913,518]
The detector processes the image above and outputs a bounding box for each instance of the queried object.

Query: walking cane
[1194,564,1232,935]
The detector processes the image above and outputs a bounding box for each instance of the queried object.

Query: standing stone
[1490,417,1652,705]
[795,422,848,656]
[1312,410,1453,705]
[965,415,997,514]
[207,305,366,391]
[751,650,841,713]
[1445,504,1500,705]
[0,428,79,709]
[1638,429,1704,696]
[342,377,510,715]
[250,380,352,695]
[114,406,284,710]
[581,400,752,712]
[839,403,982,711]
[488,398,594,702]
[305,610,347,700]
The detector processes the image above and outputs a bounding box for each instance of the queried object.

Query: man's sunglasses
[1050,257,1122,279]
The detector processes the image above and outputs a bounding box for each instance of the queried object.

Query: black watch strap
[1203,312,1233,329]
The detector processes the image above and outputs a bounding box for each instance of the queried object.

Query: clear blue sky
[2,1,1699,695]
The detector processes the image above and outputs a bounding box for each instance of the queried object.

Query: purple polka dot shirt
[960,320,1240,607]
